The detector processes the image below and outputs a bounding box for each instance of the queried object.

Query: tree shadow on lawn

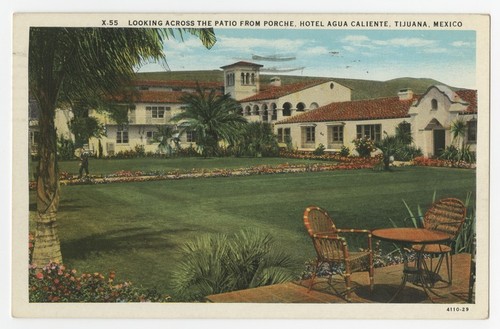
[61,226,197,260]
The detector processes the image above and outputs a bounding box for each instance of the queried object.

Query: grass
[29,164,475,299]
[52,157,332,176]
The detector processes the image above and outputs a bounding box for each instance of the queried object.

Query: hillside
[135,71,457,101]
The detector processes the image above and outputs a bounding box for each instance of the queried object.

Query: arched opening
[241,73,245,85]
[431,99,438,110]
[246,73,250,85]
[271,103,278,120]
[252,105,259,116]
[262,104,269,122]
[244,105,251,116]
[251,73,255,85]
[309,102,319,110]
[296,102,306,112]
[282,102,292,116]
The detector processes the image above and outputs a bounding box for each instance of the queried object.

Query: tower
[220,61,263,101]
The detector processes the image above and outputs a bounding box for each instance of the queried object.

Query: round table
[372,227,451,302]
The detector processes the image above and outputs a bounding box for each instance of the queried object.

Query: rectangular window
[305,126,315,143]
[356,124,381,142]
[330,125,344,143]
[116,127,129,144]
[147,106,167,119]
[467,120,477,143]
[186,130,197,143]
[277,128,291,143]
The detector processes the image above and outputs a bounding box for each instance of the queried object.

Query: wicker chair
[303,206,374,301]
[411,198,467,286]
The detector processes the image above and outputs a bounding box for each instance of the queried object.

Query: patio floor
[206,253,474,303]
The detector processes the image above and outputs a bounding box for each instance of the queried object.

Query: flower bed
[29,157,380,190]
[29,234,171,303]
[413,156,476,169]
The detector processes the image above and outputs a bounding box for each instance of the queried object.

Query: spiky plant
[170,229,295,301]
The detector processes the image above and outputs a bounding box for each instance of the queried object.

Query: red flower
[36,272,44,280]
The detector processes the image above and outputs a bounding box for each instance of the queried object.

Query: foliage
[284,135,294,152]
[29,263,171,303]
[172,85,247,157]
[339,145,350,157]
[352,137,377,157]
[374,133,402,170]
[439,145,476,164]
[395,121,413,145]
[29,27,216,266]
[152,125,178,156]
[170,229,295,301]
[236,122,279,157]
[57,135,75,161]
[454,192,476,254]
[312,143,326,156]
[394,144,423,161]
[68,103,105,148]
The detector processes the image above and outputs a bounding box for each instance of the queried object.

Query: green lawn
[29,165,476,299]
[53,157,333,176]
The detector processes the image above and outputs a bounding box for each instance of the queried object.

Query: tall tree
[29,27,216,266]
[172,86,247,157]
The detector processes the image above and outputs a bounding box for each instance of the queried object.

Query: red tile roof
[240,80,330,102]
[455,89,477,114]
[132,79,223,89]
[276,96,419,124]
[220,61,263,69]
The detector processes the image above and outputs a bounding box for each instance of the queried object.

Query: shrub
[29,263,171,302]
[57,135,75,160]
[170,229,295,301]
[339,145,350,157]
[352,137,376,157]
[28,234,171,303]
[312,143,326,156]
[394,144,422,161]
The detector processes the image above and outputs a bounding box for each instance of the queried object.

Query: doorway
[433,129,445,157]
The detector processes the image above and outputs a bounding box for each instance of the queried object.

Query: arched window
[431,99,438,110]
[244,106,251,115]
[246,73,250,85]
[252,105,259,115]
[251,73,255,85]
[309,102,319,110]
[271,103,278,120]
[296,102,306,112]
[283,102,292,116]
[241,73,245,85]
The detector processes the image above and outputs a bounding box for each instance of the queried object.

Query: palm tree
[375,132,403,171]
[450,118,467,149]
[172,86,247,157]
[29,27,216,266]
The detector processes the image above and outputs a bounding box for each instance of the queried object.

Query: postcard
[11,12,490,319]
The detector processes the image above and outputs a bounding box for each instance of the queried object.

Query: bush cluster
[29,234,171,303]
[352,137,377,157]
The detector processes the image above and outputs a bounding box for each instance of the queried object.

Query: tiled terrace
[206,253,473,303]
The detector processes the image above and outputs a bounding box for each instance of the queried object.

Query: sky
[141,28,476,89]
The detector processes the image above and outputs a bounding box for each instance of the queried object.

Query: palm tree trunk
[31,96,62,266]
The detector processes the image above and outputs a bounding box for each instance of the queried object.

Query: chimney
[398,88,414,101]
[270,77,282,87]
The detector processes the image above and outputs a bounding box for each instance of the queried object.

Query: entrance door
[433,130,446,157]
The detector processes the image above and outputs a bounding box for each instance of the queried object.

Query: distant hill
[135,71,458,101]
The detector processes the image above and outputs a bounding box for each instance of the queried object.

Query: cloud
[302,46,329,55]
[216,35,306,52]
[451,41,473,47]
[372,38,437,48]
[342,35,370,43]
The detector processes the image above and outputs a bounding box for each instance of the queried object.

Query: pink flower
[36,272,44,280]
